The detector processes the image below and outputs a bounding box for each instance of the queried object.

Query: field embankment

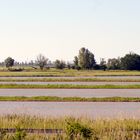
[0,96,139,102]
[1,83,140,89]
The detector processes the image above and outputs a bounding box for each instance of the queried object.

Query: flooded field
[0,89,140,97]
[0,75,140,119]
[0,102,139,118]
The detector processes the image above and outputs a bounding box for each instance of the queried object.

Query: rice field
[0,69,139,139]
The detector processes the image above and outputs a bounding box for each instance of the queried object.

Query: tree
[121,53,140,70]
[107,58,121,70]
[67,62,71,69]
[100,58,107,71]
[54,60,66,69]
[73,56,80,70]
[78,47,96,69]
[5,57,14,68]
[35,54,48,70]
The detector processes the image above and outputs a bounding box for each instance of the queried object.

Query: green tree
[73,56,80,70]
[121,53,140,70]
[35,54,48,70]
[54,60,66,69]
[107,58,121,70]
[100,58,107,71]
[78,47,96,69]
[5,57,14,69]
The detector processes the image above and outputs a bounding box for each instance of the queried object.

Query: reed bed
[0,115,139,140]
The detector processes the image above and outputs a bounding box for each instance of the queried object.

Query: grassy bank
[0,69,140,77]
[0,96,140,102]
[1,83,140,89]
[0,115,139,140]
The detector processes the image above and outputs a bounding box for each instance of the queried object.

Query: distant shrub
[8,68,24,72]
[54,60,66,69]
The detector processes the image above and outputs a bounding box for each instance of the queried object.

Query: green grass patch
[1,78,140,82]
[0,84,140,89]
[0,96,140,102]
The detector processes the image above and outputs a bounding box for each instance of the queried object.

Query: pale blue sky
[0,0,140,62]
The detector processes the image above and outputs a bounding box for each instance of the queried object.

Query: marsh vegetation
[0,115,139,140]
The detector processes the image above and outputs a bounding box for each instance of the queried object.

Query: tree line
[1,47,140,71]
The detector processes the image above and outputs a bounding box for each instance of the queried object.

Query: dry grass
[0,69,140,77]
[0,115,139,140]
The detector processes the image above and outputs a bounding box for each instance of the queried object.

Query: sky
[0,0,140,63]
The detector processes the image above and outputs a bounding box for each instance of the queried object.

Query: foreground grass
[0,96,140,102]
[0,115,139,140]
[1,83,140,89]
[0,69,140,77]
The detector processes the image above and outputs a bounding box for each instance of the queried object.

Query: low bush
[65,118,98,140]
